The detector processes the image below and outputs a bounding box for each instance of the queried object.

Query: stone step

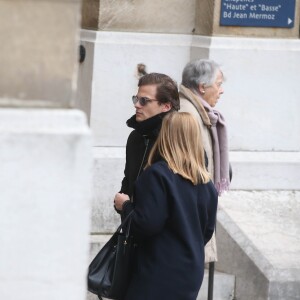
[90,149,300,234]
[216,191,300,300]
[87,235,235,300]
[229,151,300,190]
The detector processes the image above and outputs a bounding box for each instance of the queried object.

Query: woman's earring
[201,90,205,94]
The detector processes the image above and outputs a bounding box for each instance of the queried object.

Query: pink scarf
[200,99,230,195]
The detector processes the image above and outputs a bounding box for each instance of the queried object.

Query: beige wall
[82,0,196,34]
[81,0,100,30]
[82,0,300,38]
[0,0,82,108]
[195,0,215,36]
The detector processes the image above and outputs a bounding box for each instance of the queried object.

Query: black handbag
[87,211,136,300]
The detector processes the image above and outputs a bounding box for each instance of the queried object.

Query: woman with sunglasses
[115,112,218,300]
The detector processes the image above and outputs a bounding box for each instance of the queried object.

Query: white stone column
[0,109,92,300]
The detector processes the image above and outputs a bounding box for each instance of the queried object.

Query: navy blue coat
[122,161,218,300]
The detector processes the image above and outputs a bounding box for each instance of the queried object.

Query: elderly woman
[179,59,230,298]
[180,59,230,196]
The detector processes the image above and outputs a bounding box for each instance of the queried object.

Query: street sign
[220,0,296,28]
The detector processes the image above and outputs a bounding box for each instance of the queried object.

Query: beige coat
[179,85,217,263]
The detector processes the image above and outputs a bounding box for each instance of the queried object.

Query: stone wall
[0,1,93,300]
[0,0,82,107]
[81,0,300,38]
[79,1,300,299]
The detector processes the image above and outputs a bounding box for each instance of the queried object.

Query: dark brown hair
[138,73,180,111]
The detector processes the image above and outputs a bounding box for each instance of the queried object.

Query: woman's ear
[199,84,205,95]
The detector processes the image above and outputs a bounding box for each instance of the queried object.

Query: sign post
[220,0,296,28]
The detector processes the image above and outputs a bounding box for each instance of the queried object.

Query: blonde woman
[115,112,218,300]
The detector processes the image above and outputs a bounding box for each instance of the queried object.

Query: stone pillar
[0,1,92,300]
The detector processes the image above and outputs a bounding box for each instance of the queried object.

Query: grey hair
[181,59,221,92]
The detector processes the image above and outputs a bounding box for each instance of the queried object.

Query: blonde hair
[146,112,210,185]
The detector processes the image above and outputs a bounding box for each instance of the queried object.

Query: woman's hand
[114,193,130,211]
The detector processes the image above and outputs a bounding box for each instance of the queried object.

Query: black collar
[126,112,169,138]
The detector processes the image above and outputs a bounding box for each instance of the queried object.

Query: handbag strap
[117,210,134,234]
[125,214,132,240]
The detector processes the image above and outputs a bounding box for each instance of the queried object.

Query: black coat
[122,161,218,300]
[120,113,167,198]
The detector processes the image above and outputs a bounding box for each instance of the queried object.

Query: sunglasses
[132,95,158,106]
